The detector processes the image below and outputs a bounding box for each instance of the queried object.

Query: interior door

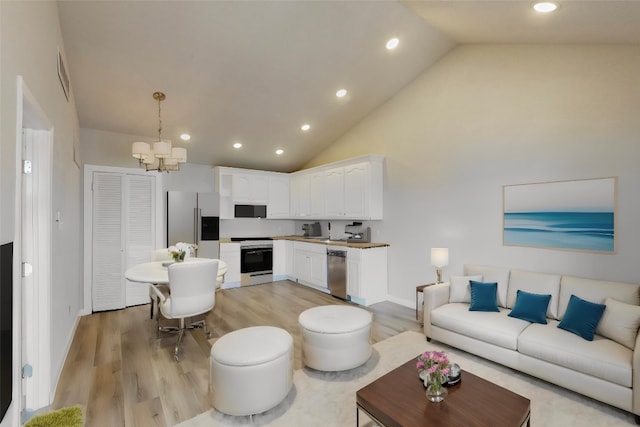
[20,127,53,413]
[125,175,156,306]
[92,172,156,310]
[92,172,125,311]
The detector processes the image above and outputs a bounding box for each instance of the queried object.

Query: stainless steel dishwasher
[327,248,348,300]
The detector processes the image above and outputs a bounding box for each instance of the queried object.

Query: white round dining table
[125,258,228,286]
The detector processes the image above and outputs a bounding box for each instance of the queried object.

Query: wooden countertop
[272,235,389,249]
[219,236,389,249]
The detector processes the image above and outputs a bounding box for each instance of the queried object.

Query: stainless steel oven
[239,240,273,286]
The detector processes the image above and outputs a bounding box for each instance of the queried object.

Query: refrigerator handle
[194,208,201,256]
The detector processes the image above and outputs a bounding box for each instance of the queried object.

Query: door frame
[82,165,163,314]
[15,76,54,415]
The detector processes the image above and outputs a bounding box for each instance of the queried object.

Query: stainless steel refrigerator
[167,192,220,259]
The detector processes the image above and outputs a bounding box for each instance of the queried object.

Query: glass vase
[426,374,448,402]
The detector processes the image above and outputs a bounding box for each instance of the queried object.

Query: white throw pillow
[596,297,640,350]
[449,275,483,304]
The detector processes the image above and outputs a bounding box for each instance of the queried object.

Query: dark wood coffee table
[356,358,530,427]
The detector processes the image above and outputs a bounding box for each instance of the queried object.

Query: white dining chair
[150,259,218,361]
[149,248,172,319]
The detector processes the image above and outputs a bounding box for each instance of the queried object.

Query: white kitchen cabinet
[219,242,241,287]
[293,241,327,289]
[344,160,383,220]
[290,173,311,217]
[216,171,234,219]
[344,162,369,219]
[268,174,290,218]
[273,239,294,281]
[324,167,345,217]
[289,154,384,220]
[347,246,387,306]
[216,167,287,219]
[233,173,269,204]
[309,171,325,217]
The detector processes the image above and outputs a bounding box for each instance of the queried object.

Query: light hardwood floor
[52,280,422,426]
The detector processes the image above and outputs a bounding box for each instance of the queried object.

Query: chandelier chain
[152,91,166,142]
[157,94,162,141]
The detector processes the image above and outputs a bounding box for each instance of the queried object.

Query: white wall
[80,127,157,170]
[0,1,82,423]
[305,45,640,307]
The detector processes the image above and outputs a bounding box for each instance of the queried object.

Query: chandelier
[131,91,187,172]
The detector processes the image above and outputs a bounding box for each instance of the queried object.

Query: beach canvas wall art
[503,178,616,253]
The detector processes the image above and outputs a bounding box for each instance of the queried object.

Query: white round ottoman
[299,305,373,371]
[209,326,293,416]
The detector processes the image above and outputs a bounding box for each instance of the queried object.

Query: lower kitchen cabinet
[347,246,387,306]
[273,239,294,281]
[219,242,241,287]
[293,241,327,290]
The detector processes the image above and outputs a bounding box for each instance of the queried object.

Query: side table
[415,283,435,323]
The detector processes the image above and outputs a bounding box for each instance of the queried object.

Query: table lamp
[430,248,449,283]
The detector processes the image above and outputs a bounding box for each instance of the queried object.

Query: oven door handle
[243,250,270,256]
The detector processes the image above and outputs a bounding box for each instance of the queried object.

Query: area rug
[23,405,84,427]
[178,331,635,426]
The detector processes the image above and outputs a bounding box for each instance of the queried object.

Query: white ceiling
[57,0,640,172]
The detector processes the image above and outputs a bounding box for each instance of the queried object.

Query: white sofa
[423,264,640,420]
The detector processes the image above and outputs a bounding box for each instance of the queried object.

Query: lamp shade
[164,156,178,166]
[172,147,187,163]
[430,248,449,267]
[142,150,155,165]
[132,141,150,159]
[153,140,171,158]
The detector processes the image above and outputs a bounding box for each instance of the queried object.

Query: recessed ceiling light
[275,149,284,155]
[301,124,311,132]
[533,2,558,13]
[336,89,347,98]
[180,133,191,141]
[386,38,399,50]
[233,142,242,149]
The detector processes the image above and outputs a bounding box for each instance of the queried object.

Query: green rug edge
[24,405,84,427]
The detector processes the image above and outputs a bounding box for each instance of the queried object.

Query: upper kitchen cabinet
[214,166,290,219]
[233,172,269,204]
[290,173,310,217]
[216,154,383,220]
[324,167,344,217]
[344,161,382,219]
[290,154,384,220]
[267,174,290,218]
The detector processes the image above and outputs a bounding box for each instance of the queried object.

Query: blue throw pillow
[558,294,606,341]
[508,290,551,324]
[469,281,499,312]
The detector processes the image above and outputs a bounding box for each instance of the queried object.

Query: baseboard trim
[50,311,81,402]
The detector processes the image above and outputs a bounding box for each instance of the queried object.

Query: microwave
[234,204,267,219]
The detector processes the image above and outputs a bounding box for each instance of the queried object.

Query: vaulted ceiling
[57,1,640,172]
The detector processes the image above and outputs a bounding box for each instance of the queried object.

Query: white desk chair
[150,259,218,361]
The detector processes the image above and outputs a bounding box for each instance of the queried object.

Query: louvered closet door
[92,172,156,311]
[92,172,125,311]
[125,175,155,306]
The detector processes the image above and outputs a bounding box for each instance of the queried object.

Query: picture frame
[503,177,616,253]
